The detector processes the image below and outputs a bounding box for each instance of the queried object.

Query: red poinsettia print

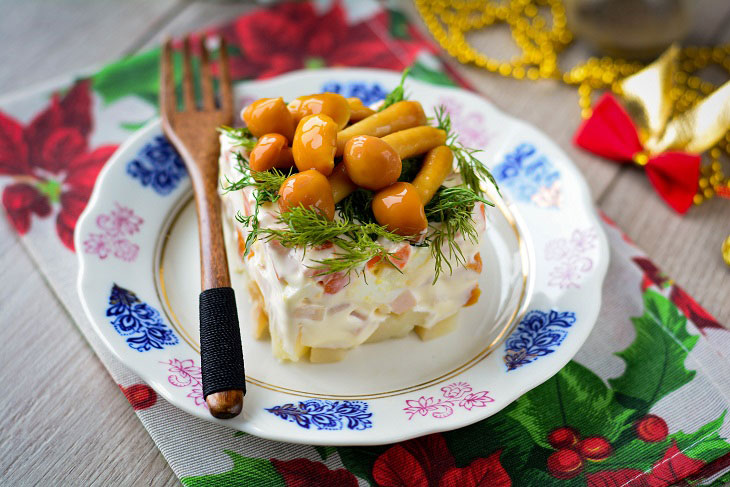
[119,383,157,410]
[669,286,724,333]
[633,257,723,333]
[0,79,117,250]
[586,468,646,487]
[587,441,706,487]
[271,458,358,487]
[648,441,705,486]
[439,452,511,487]
[224,1,426,80]
[373,433,510,487]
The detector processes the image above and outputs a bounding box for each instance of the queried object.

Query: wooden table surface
[1,1,729,485]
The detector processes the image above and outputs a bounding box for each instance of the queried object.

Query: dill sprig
[379,67,410,112]
[336,188,376,224]
[227,153,292,255]
[218,125,257,150]
[259,206,407,276]
[312,228,403,276]
[434,106,500,196]
[425,185,493,282]
[398,156,422,182]
[223,152,290,198]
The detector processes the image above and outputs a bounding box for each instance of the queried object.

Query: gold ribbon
[617,44,730,156]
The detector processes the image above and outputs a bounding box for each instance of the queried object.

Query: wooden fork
[160,36,246,419]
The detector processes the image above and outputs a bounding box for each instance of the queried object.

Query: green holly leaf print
[585,411,728,474]
[673,411,729,463]
[443,405,538,475]
[181,450,284,487]
[507,361,635,450]
[387,8,410,39]
[408,60,458,87]
[609,290,699,413]
[337,444,389,486]
[92,48,163,107]
[515,468,583,487]
[586,437,669,473]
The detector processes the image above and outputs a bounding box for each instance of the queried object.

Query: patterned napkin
[2,1,730,485]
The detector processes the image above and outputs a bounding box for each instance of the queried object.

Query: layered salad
[218,72,497,362]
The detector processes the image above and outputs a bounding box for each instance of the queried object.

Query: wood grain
[0,218,178,486]
[0,0,182,94]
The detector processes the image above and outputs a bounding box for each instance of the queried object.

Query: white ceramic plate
[76,68,608,446]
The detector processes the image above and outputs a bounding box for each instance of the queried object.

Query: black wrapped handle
[199,287,246,399]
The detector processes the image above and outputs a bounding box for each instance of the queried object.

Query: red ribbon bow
[574,93,700,213]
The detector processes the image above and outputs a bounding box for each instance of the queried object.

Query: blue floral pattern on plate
[126,135,187,195]
[266,399,373,430]
[320,81,387,106]
[493,143,562,207]
[503,309,576,371]
[106,283,179,352]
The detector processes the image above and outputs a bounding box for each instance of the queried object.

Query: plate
[76,68,608,445]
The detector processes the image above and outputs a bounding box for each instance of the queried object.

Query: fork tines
[160,35,233,117]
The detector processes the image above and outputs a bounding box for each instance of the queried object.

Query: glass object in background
[564,0,691,59]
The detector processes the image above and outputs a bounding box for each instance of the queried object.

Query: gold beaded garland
[415,0,730,206]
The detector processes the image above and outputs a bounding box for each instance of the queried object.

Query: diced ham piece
[349,309,368,321]
[295,305,325,321]
[314,271,348,294]
[367,244,411,271]
[390,290,417,314]
[328,302,351,315]
[314,241,334,251]
[268,238,290,257]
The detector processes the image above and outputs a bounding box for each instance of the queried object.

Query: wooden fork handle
[187,149,246,418]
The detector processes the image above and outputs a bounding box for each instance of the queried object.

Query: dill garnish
[434,106,500,196]
[225,154,406,276]
[337,188,376,224]
[398,156,422,182]
[259,206,407,276]
[223,152,291,196]
[219,94,499,282]
[227,153,292,255]
[218,125,257,150]
[379,67,410,112]
[425,185,493,282]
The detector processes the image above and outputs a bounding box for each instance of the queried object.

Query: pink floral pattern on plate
[162,358,207,409]
[403,381,494,420]
[545,228,597,288]
[83,203,143,261]
[437,96,491,148]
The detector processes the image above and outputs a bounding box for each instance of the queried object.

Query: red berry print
[576,437,613,462]
[548,426,580,449]
[635,414,669,443]
[120,383,157,410]
[547,449,584,479]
